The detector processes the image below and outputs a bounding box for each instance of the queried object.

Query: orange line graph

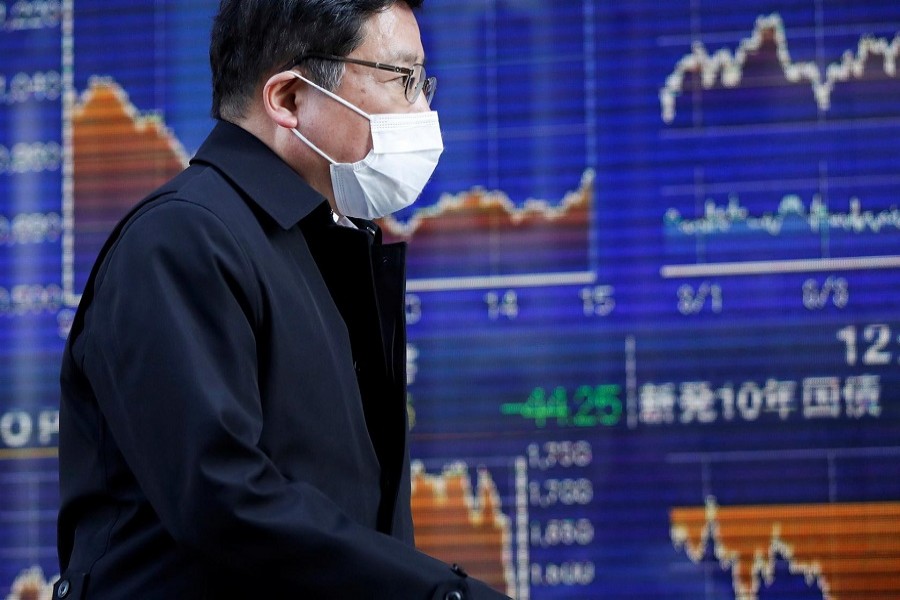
[6,567,56,600]
[376,170,595,282]
[68,77,189,296]
[410,461,514,596]
[378,170,594,241]
[73,77,188,206]
[671,496,900,600]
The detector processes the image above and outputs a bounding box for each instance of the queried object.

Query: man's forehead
[359,5,424,64]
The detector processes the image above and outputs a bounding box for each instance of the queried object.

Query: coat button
[57,580,70,598]
[444,592,463,600]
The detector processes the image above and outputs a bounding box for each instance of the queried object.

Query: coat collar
[190,120,325,229]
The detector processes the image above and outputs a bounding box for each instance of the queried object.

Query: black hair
[210,0,424,120]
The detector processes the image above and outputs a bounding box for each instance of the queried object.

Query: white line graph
[660,13,900,123]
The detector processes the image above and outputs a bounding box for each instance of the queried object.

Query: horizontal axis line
[407,270,597,292]
[667,446,900,463]
[660,255,900,278]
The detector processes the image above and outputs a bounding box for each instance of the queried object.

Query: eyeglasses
[288,53,436,105]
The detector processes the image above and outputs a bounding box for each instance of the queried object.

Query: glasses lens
[423,77,436,105]
[405,64,425,103]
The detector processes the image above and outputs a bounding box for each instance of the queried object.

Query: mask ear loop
[287,70,373,121]
[286,70,375,165]
[290,128,337,165]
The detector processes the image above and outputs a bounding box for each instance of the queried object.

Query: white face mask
[287,71,444,219]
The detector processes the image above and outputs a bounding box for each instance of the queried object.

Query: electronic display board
[1,1,898,598]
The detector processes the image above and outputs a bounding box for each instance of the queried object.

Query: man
[54,1,512,598]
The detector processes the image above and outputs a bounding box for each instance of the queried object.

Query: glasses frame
[286,53,436,105]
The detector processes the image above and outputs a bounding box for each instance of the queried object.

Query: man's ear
[263,71,304,129]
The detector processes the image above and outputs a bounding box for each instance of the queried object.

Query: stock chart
[1,1,898,598]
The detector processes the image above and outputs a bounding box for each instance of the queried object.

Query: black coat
[56,121,509,599]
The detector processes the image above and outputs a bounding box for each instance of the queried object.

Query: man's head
[209,0,432,210]
[210,0,424,122]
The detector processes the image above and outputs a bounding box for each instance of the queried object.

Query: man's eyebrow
[388,49,425,66]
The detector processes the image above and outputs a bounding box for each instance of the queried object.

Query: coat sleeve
[79,199,511,600]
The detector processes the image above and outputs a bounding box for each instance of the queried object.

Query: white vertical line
[827,451,837,503]
[701,457,711,499]
[514,456,530,600]
[582,0,597,168]
[700,457,713,600]
[689,0,703,128]
[154,0,166,111]
[485,0,499,191]
[485,1,501,273]
[693,166,706,264]
[61,0,76,306]
[626,335,638,428]
[818,159,830,259]
[583,0,599,276]
[814,0,825,124]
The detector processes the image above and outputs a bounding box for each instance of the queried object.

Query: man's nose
[411,91,431,113]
